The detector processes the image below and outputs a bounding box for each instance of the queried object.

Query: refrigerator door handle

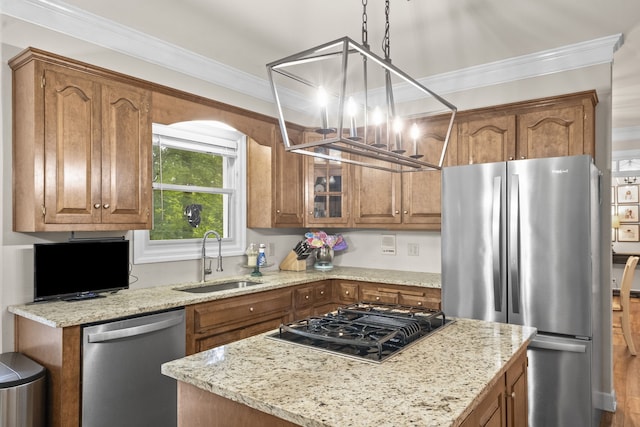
[529,337,587,353]
[492,176,502,312]
[509,174,521,313]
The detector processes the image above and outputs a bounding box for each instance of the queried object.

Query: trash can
[0,352,45,427]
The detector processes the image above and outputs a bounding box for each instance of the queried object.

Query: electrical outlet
[408,243,419,256]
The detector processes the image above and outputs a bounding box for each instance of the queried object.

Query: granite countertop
[162,318,536,427]
[8,267,441,328]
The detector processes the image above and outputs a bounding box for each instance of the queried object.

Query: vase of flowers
[305,231,347,271]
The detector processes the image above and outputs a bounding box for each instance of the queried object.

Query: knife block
[279,251,307,271]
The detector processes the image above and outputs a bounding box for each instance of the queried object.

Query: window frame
[133,121,247,264]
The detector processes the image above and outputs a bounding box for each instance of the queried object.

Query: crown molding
[1,0,623,107]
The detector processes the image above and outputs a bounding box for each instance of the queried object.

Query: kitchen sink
[178,281,262,293]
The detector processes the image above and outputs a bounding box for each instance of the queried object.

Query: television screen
[34,239,130,302]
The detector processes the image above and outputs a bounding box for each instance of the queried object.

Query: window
[133,121,246,264]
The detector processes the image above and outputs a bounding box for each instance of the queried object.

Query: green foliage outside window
[150,144,226,240]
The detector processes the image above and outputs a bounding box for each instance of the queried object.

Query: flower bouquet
[305,231,347,271]
[304,231,348,251]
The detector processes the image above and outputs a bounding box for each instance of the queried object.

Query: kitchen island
[162,318,536,427]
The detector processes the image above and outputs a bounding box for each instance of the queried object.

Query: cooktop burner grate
[268,302,451,363]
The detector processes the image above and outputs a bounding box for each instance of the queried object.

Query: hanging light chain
[383,0,391,62]
[361,0,369,49]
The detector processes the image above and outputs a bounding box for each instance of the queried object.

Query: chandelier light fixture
[266,0,457,172]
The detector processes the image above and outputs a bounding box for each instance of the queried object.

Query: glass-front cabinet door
[304,135,351,227]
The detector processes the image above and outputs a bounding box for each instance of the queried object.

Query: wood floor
[599,296,640,427]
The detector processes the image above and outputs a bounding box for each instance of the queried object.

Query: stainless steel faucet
[201,230,223,282]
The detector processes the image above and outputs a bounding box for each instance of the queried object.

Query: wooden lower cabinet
[186,287,293,354]
[459,350,528,427]
[187,281,443,354]
[178,382,299,427]
[359,282,442,310]
[333,280,360,305]
[14,317,81,427]
[292,281,336,319]
[505,349,528,427]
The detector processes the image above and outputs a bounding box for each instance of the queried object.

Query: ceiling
[2,0,640,140]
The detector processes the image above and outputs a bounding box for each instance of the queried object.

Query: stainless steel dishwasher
[81,308,185,427]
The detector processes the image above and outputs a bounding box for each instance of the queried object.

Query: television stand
[63,293,106,302]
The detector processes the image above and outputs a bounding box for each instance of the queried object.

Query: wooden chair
[615,256,638,356]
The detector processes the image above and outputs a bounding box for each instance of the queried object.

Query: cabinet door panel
[459,115,516,164]
[305,149,351,227]
[402,120,457,227]
[101,81,151,226]
[352,160,402,225]
[44,68,102,224]
[274,128,304,227]
[506,353,528,427]
[517,105,583,160]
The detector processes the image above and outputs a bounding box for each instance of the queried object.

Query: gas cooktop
[268,302,452,363]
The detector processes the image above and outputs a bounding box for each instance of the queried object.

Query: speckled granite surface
[162,318,536,427]
[8,267,441,327]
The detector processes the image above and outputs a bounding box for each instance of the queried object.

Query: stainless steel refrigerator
[441,155,604,427]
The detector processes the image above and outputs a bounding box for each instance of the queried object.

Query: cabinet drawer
[195,314,288,352]
[398,288,441,310]
[193,289,292,333]
[334,281,359,303]
[360,288,399,304]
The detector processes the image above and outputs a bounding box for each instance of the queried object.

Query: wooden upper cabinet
[401,118,458,228]
[304,133,351,227]
[10,48,152,231]
[352,159,402,226]
[457,91,596,165]
[100,80,151,226]
[246,129,304,228]
[517,96,594,160]
[273,129,304,227]
[458,114,517,164]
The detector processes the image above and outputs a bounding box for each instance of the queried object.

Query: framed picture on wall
[617,185,639,204]
[618,205,640,222]
[618,224,640,242]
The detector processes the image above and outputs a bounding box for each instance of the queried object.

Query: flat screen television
[34,239,130,302]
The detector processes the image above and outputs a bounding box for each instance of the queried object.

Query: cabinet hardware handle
[417,301,422,306]
[276,210,281,213]
[395,210,399,214]
[511,392,516,398]
[94,203,101,209]
[403,210,408,214]
[249,307,254,312]
[305,295,309,299]
[320,291,324,295]
[103,204,110,209]
[375,296,380,301]
[308,211,313,215]
[345,291,350,295]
